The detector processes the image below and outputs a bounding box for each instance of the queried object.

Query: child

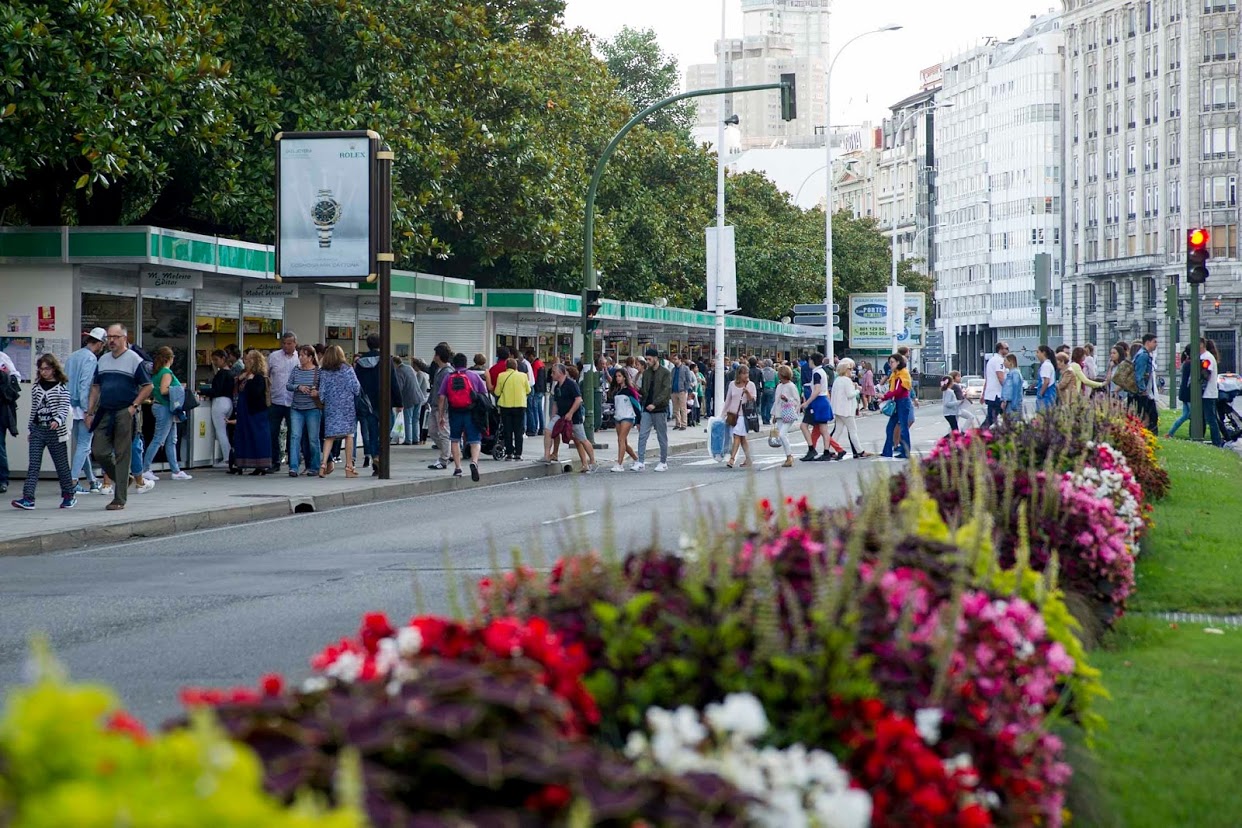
[941,375,960,433]
[1001,353,1026,422]
[11,354,77,510]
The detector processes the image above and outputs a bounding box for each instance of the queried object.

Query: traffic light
[584,288,602,332]
[780,73,797,121]
[1187,228,1210,284]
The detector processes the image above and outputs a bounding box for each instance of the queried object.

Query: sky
[563,0,1056,126]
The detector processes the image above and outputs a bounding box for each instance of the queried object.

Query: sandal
[345,464,359,478]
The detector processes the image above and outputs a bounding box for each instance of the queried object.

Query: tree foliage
[0,0,921,322]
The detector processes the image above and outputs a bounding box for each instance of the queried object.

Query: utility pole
[1035,253,1051,346]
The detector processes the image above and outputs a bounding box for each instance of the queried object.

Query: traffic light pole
[579,80,793,442]
[1189,281,1204,441]
[1166,277,1179,412]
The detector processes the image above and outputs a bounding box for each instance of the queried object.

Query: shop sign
[242,282,298,299]
[849,292,926,350]
[141,267,202,290]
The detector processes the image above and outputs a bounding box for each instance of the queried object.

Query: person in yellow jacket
[493,358,531,460]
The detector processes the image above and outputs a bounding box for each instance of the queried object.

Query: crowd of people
[5,325,1232,511]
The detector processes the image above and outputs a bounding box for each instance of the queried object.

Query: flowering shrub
[1095,407,1170,500]
[625,693,873,828]
[180,614,751,828]
[0,649,361,828]
[1070,441,1150,546]
[835,699,994,828]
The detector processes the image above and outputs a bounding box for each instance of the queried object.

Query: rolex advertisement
[277,135,372,280]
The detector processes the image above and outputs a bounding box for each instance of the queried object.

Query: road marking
[540,510,597,526]
[677,483,709,492]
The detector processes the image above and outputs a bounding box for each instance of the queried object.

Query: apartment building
[878,90,941,286]
[686,0,829,149]
[1063,0,1242,373]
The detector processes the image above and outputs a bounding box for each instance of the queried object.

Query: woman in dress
[723,364,757,469]
[860,362,876,412]
[607,368,641,471]
[318,344,362,478]
[233,349,272,475]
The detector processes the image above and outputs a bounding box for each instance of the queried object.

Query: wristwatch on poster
[310,189,343,248]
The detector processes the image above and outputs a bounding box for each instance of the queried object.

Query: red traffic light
[1189,228,1210,248]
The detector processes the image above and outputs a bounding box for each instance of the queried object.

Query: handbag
[743,400,760,433]
[767,426,782,448]
[880,399,896,418]
[168,384,199,421]
[312,368,324,409]
[355,390,375,419]
[725,411,738,427]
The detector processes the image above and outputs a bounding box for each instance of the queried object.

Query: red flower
[104,710,149,743]
[360,612,395,654]
[525,783,573,812]
[481,618,523,658]
[260,673,284,697]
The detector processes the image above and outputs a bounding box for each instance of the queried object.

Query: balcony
[1078,253,1167,277]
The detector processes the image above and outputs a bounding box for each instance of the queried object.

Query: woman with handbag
[494,358,531,461]
[831,359,867,458]
[142,346,191,481]
[879,353,912,460]
[723,364,758,469]
[607,368,642,471]
[317,345,362,478]
[772,365,801,468]
[233,350,273,475]
[286,345,323,477]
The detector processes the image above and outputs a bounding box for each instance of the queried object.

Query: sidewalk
[0,424,710,556]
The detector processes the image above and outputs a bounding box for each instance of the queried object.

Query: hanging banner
[275,130,378,282]
[705,225,738,311]
[141,267,202,290]
[849,292,926,349]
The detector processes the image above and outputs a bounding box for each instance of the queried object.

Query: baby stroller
[479,404,504,460]
[1218,375,1242,444]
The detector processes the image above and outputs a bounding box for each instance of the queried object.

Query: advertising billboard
[849,292,926,350]
[275,131,377,282]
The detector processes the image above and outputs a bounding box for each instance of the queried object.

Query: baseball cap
[87,327,108,342]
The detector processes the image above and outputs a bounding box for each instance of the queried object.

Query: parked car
[962,376,985,403]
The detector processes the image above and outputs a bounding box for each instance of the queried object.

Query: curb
[0,439,710,558]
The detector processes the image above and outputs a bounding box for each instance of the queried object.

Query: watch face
[311,198,341,225]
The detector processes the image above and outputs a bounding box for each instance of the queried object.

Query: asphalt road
[0,407,950,724]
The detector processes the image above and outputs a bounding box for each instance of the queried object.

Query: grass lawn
[1086,432,1242,827]
[1090,618,1242,828]
[1130,416,1242,614]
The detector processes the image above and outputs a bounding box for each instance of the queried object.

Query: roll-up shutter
[413,308,486,363]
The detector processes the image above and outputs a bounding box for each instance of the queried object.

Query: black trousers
[500,407,525,458]
[1132,395,1158,433]
[945,415,959,433]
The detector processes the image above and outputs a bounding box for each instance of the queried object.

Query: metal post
[1039,299,1048,347]
[1189,281,1204,441]
[823,12,835,363]
[714,0,728,422]
[891,180,900,355]
[377,143,394,479]
[1168,277,1179,411]
[580,81,790,442]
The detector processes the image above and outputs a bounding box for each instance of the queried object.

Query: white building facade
[1063,0,1242,374]
[879,91,941,285]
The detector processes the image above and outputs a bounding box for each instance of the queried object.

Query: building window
[1202,29,1238,61]
[1202,76,1238,110]
[1202,126,1238,158]
[1209,224,1238,258]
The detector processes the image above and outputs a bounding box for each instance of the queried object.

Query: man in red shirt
[488,345,510,391]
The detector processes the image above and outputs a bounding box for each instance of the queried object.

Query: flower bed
[0,399,1168,827]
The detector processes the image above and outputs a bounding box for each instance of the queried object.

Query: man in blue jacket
[1131,333,1159,432]
[65,327,107,493]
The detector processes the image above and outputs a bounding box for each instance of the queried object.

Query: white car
[962,376,985,403]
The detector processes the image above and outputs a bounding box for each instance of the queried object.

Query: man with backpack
[438,351,488,481]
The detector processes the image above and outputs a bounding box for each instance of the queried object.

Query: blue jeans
[1036,385,1057,411]
[361,410,380,457]
[760,388,775,424]
[1167,401,1191,437]
[143,403,181,474]
[527,392,545,434]
[71,419,97,483]
[881,398,913,457]
[289,408,322,473]
[1204,400,1224,446]
[402,406,420,444]
[130,431,144,476]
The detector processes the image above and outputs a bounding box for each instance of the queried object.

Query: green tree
[597,26,694,137]
[0,0,230,225]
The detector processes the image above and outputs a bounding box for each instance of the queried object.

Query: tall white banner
[705,225,738,311]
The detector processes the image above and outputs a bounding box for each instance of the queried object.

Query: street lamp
[824,21,901,362]
[887,102,953,354]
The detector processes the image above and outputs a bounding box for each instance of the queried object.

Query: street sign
[793,303,840,314]
[794,314,828,326]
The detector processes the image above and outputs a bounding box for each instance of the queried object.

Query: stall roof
[476,289,801,339]
[0,226,475,305]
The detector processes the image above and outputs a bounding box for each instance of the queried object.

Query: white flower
[914,707,944,746]
[375,638,400,678]
[813,788,873,828]
[705,692,769,741]
[300,676,329,693]
[395,625,423,656]
[672,704,709,745]
[624,731,649,760]
[324,651,363,682]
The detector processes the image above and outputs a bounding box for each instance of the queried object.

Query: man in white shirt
[1083,344,1098,381]
[981,341,1010,428]
[66,327,108,493]
[1200,339,1223,447]
[0,350,20,381]
[267,331,300,472]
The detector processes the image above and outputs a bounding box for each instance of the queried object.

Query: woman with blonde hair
[723,364,757,469]
[773,364,801,467]
[318,345,362,477]
[233,349,272,475]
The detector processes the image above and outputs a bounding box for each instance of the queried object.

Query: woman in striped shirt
[12,354,76,510]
